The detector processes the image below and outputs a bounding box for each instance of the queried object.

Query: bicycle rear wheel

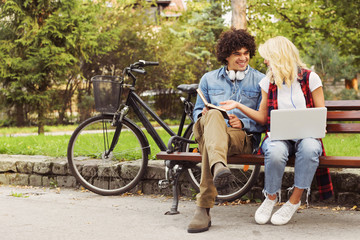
[67,115,149,196]
[182,126,260,202]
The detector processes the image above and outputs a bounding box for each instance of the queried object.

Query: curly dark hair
[216,27,256,65]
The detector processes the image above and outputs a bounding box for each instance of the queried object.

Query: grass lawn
[0,127,176,158]
[322,134,360,156]
[0,126,359,158]
[0,125,78,135]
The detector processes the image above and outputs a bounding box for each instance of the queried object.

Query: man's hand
[228,114,243,129]
[201,107,209,116]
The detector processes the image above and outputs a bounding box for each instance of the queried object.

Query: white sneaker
[271,200,301,225]
[255,197,277,224]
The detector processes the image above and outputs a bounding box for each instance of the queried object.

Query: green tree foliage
[248,0,359,82]
[321,0,359,66]
[77,1,158,121]
[80,1,158,90]
[0,0,358,127]
[152,1,226,89]
[303,41,357,82]
[0,0,99,132]
[79,1,227,120]
[141,2,227,119]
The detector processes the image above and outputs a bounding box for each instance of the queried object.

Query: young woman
[220,36,333,225]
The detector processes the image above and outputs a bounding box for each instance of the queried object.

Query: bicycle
[66,60,260,211]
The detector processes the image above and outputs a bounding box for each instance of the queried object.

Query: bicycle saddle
[177,84,199,94]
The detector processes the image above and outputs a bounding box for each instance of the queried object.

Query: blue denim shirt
[193,66,266,145]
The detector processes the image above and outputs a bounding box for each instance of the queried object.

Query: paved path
[1,185,359,240]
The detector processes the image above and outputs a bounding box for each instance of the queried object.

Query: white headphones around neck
[226,66,249,81]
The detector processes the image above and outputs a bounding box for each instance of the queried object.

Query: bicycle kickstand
[158,161,184,215]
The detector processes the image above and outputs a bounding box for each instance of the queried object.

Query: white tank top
[259,72,322,109]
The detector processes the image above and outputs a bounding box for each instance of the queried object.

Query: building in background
[143,0,186,22]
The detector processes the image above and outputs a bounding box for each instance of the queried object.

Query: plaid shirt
[261,68,333,200]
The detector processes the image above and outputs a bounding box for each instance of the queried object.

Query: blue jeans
[261,137,322,195]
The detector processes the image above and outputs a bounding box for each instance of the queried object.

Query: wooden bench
[156,100,360,214]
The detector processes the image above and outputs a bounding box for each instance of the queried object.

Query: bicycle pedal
[158,179,170,189]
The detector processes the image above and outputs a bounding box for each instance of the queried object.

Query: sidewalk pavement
[1,185,359,240]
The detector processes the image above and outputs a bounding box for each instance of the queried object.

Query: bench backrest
[156,100,360,167]
[325,100,360,133]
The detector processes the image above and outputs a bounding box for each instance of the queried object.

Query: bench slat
[156,151,360,168]
[325,100,360,110]
[319,156,360,168]
[327,111,360,121]
[326,123,360,133]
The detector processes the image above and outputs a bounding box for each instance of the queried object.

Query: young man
[188,28,265,233]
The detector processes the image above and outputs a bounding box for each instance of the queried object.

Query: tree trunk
[58,110,65,125]
[58,77,79,124]
[38,108,45,135]
[15,103,25,126]
[231,0,247,30]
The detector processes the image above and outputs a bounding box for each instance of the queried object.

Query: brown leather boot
[187,207,211,233]
[213,162,235,189]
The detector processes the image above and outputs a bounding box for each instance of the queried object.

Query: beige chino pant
[193,109,253,208]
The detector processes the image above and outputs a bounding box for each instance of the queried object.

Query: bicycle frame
[105,86,193,157]
[128,90,176,151]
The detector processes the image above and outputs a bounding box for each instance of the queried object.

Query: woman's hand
[220,100,239,111]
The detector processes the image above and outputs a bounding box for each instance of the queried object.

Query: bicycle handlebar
[124,60,159,84]
[126,60,159,75]
[131,68,146,74]
[139,60,159,66]
[130,60,159,69]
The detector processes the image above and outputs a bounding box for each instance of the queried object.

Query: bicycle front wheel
[67,115,149,196]
[182,126,260,202]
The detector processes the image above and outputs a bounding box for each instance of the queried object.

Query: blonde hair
[258,36,307,88]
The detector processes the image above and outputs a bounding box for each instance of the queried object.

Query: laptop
[269,107,327,140]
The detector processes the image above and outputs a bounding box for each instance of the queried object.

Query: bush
[337,89,359,100]
[324,88,359,100]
